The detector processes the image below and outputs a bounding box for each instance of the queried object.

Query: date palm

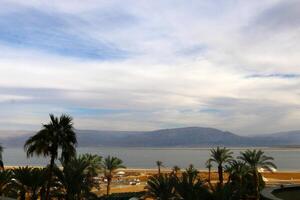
[24,114,77,200]
[225,160,251,199]
[147,174,176,200]
[0,169,12,196]
[53,157,98,200]
[11,167,47,200]
[205,159,213,183]
[156,160,164,175]
[102,156,125,195]
[79,153,102,177]
[238,149,277,200]
[174,164,212,200]
[225,160,249,184]
[79,153,102,190]
[210,147,233,185]
[171,165,180,176]
[0,144,3,169]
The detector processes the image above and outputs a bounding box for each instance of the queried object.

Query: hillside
[254,130,300,146]
[1,127,300,147]
[0,127,256,147]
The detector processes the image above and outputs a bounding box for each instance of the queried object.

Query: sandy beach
[5,166,300,195]
[96,168,300,194]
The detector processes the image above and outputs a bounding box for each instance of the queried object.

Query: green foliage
[52,155,100,200]
[79,153,102,177]
[147,165,212,200]
[102,156,125,195]
[0,169,12,196]
[11,167,47,200]
[210,147,233,184]
[147,174,176,200]
[174,165,212,200]
[238,149,277,171]
[24,114,77,163]
[24,114,77,200]
[238,149,276,200]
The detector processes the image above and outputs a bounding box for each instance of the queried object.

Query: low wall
[261,185,300,200]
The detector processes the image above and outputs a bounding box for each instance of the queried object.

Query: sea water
[3,147,300,171]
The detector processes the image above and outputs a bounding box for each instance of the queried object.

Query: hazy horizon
[1,1,300,136]
[1,126,300,138]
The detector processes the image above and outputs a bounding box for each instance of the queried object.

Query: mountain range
[1,127,300,147]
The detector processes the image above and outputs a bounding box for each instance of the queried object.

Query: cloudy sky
[0,0,300,135]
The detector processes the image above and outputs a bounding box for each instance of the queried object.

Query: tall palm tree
[205,159,212,183]
[238,149,277,200]
[147,174,176,200]
[102,156,125,195]
[0,144,3,169]
[156,160,163,175]
[210,147,233,185]
[24,114,77,200]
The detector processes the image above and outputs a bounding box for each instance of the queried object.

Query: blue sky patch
[0,8,128,60]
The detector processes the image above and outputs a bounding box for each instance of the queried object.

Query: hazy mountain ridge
[1,127,300,147]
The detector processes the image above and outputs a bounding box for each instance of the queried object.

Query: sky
[0,0,300,135]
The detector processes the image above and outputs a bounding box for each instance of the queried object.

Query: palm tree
[238,149,277,200]
[53,157,98,200]
[225,160,251,199]
[205,159,212,183]
[147,174,176,200]
[11,167,47,200]
[102,156,125,195]
[174,164,212,200]
[24,114,77,200]
[210,147,233,185]
[0,169,12,196]
[171,165,180,176]
[79,154,102,177]
[156,160,163,175]
[225,160,249,184]
[0,144,3,169]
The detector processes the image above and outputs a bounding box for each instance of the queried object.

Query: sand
[5,166,300,194]
[99,169,300,194]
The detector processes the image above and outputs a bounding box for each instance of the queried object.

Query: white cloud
[0,0,299,135]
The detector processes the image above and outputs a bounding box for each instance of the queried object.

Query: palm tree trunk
[218,165,223,185]
[208,167,211,183]
[158,166,161,175]
[254,171,259,200]
[107,178,111,196]
[45,155,55,200]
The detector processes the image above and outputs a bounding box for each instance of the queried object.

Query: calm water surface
[3,147,300,170]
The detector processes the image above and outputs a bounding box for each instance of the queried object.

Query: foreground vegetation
[0,114,276,200]
[147,147,276,200]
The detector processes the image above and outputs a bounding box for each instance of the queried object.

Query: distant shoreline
[5,146,300,150]
[4,166,300,173]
